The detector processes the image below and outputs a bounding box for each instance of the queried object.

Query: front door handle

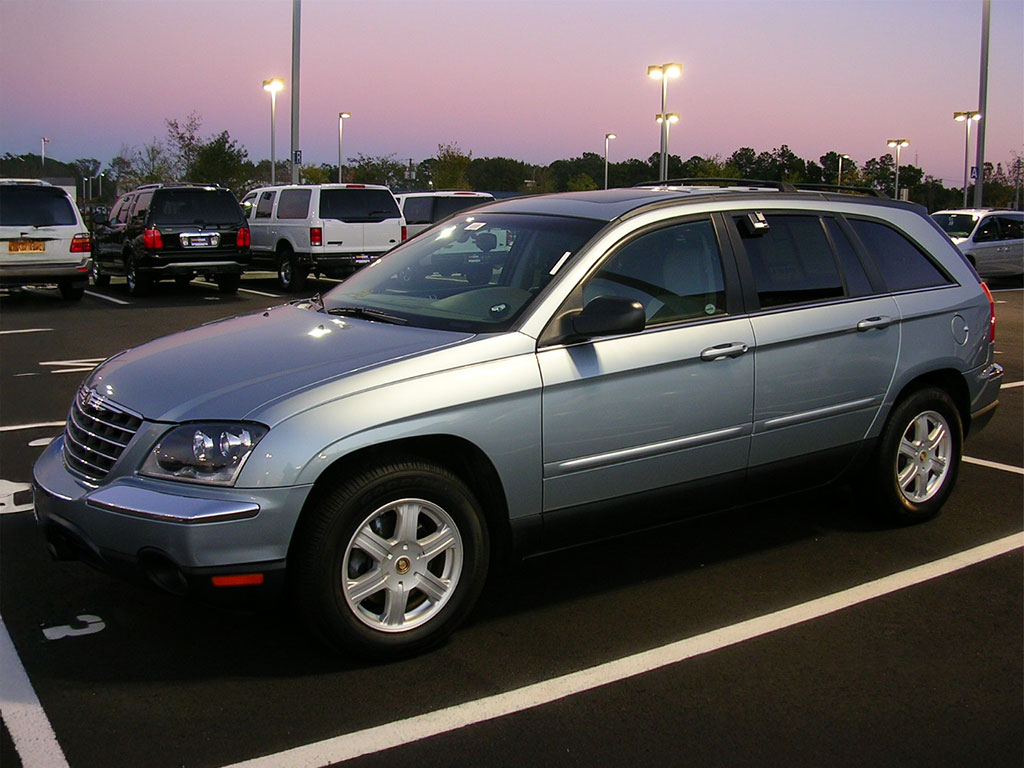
[857,316,894,332]
[700,342,749,361]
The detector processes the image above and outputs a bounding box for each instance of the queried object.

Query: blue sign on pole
[970,166,977,181]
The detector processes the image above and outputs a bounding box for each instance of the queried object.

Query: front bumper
[32,436,311,603]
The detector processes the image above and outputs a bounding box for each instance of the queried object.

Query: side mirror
[569,295,645,342]
[92,210,109,226]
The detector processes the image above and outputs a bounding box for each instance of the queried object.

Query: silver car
[34,185,1003,658]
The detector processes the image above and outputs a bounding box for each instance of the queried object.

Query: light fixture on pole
[263,78,285,184]
[656,113,680,178]
[886,139,909,199]
[41,137,50,169]
[338,112,351,183]
[953,110,982,207]
[99,172,104,198]
[648,62,681,181]
[604,133,617,189]
[837,153,850,186]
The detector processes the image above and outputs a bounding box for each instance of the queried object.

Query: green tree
[188,131,249,194]
[351,153,405,186]
[466,157,531,192]
[433,142,472,189]
[566,172,598,191]
[165,111,203,179]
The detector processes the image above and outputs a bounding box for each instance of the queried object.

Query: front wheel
[290,459,489,659]
[868,387,962,524]
[91,261,110,287]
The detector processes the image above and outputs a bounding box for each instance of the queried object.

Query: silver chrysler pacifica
[34,182,1003,658]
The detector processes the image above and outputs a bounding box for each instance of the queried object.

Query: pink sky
[1,0,1022,186]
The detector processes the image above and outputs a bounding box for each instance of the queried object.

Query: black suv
[91,184,251,295]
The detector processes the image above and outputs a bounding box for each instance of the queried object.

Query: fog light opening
[138,552,189,596]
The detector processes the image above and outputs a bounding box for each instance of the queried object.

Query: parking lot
[2,273,1022,768]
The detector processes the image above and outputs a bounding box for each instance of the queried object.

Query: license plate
[8,239,44,253]
[181,234,220,248]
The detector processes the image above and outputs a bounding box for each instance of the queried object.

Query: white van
[396,191,494,239]
[241,184,405,291]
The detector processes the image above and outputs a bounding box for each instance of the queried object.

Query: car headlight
[140,422,268,486]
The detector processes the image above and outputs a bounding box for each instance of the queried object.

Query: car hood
[86,304,473,423]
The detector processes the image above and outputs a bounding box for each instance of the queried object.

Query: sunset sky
[1,0,1022,186]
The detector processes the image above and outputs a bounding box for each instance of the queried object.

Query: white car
[0,179,92,300]
[240,183,406,291]
[931,209,1023,278]
[396,191,495,238]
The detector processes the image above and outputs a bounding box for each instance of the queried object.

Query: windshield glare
[932,213,977,239]
[323,212,602,332]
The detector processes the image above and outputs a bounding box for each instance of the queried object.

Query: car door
[94,193,133,268]
[250,190,277,255]
[538,216,754,518]
[729,212,899,481]
[968,215,1004,276]
[991,215,1024,276]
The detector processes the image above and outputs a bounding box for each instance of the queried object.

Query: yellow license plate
[8,239,45,253]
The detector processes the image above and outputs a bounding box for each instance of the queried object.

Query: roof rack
[635,178,798,192]
[792,183,888,199]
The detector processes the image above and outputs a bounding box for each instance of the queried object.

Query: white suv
[0,179,93,300]
[241,184,406,291]
[932,208,1023,278]
[396,191,495,238]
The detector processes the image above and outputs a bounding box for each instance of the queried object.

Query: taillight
[143,228,163,250]
[981,281,996,342]
[310,227,323,247]
[401,225,408,241]
[71,233,91,253]
[236,226,251,248]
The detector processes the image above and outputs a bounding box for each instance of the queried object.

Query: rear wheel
[868,387,962,524]
[291,459,489,659]
[277,248,307,292]
[90,261,110,287]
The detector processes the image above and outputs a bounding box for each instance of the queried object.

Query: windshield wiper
[326,305,407,325]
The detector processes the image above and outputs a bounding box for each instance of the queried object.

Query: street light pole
[338,112,351,183]
[656,114,680,178]
[604,133,616,189]
[648,63,681,181]
[886,139,909,199]
[838,153,850,186]
[954,111,982,207]
[41,137,50,169]
[263,78,284,184]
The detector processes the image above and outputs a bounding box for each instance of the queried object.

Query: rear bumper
[0,259,92,286]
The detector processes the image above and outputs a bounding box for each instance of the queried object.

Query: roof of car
[474,185,912,223]
[933,208,1022,216]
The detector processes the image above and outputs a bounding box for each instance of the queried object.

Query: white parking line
[0,422,65,433]
[1000,380,1023,389]
[0,617,70,768]
[84,291,131,306]
[0,328,52,336]
[189,280,283,299]
[223,532,1024,768]
[963,456,1024,476]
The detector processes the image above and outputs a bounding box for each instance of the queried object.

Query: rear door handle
[700,342,749,361]
[856,316,894,331]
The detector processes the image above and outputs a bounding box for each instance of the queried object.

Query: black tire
[215,273,240,294]
[58,281,85,301]
[277,249,307,292]
[867,387,962,524]
[125,256,152,296]
[91,261,110,287]
[290,459,489,659]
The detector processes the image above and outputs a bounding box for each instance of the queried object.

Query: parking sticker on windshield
[465,222,486,231]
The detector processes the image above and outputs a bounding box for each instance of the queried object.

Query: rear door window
[320,189,400,222]
[152,190,241,225]
[0,186,77,226]
[734,214,845,309]
[402,197,434,224]
[277,189,312,219]
[848,218,951,292]
[995,216,1023,241]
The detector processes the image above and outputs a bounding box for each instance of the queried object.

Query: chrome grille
[63,387,143,482]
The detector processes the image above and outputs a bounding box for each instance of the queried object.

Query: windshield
[0,186,77,226]
[931,213,977,239]
[322,212,603,333]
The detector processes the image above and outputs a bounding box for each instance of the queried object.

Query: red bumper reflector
[211,573,265,587]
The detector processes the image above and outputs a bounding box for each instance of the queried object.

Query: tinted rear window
[434,196,489,220]
[321,189,400,222]
[848,219,951,292]
[152,189,243,225]
[0,186,77,226]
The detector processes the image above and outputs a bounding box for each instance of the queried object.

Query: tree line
[3,112,1021,212]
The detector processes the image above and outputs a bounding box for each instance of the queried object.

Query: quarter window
[995,216,1023,241]
[737,214,844,309]
[584,219,727,325]
[277,189,312,219]
[848,219,950,292]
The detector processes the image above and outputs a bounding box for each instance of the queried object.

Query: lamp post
[837,153,850,186]
[263,78,285,184]
[338,112,351,183]
[886,139,909,199]
[647,62,681,181]
[954,110,982,207]
[656,113,680,178]
[604,133,616,189]
[98,173,104,198]
[41,137,50,169]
